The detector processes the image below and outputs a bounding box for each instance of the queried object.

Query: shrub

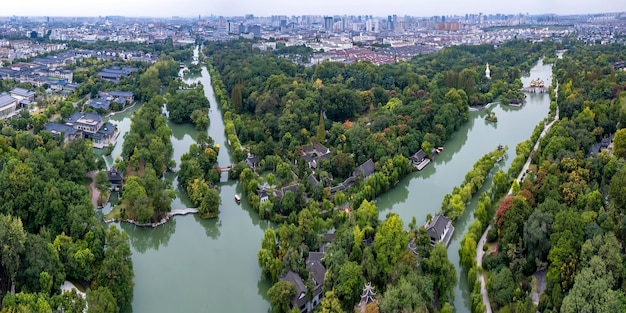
[487,226,498,243]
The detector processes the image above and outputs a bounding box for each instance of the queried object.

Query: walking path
[86,171,100,209]
[510,106,559,193]
[476,225,493,313]
[477,83,559,311]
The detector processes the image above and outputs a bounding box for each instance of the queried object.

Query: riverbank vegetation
[205,39,554,223]
[166,83,211,130]
[111,58,178,223]
[0,130,133,311]
[440,147,507,221]
[178,133,222,218]
[478,42,626,312]
[200,39,554,312]
[258,199,457,313]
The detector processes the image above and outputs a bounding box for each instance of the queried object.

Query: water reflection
[196,215,222,239]
[121,219,177,254]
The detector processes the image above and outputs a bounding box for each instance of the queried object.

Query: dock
[415,159,431,171]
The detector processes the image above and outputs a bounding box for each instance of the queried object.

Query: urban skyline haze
[3,0,625,18]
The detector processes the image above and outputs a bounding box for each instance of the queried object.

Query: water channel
[100,47,552,312]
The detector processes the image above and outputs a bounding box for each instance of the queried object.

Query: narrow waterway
[376,58,553,312]
[100,47,552,312]
[103,48,273,313]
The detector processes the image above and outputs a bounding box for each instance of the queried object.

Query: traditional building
[44,112,119,148]
[425,214,455,246]
[358,282,377,313]
[280,248,327,312]
[410,149,430,170]
[107,168,124,191]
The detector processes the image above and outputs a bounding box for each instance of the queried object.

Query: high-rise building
[387,15,394,30]
[324,16,334,31]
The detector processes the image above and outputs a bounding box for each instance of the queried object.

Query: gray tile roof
[44,122,77,137]
[353,159,375,178]
[10,87,35,98]
[88,98,111,110]
[0,93,17,108]
[426,214,451,241]
[109,90,134,98]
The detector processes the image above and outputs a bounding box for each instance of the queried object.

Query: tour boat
[234,194,241,203]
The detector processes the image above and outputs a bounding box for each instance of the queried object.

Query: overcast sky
[3,0,625,17]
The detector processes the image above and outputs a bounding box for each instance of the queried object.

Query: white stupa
[485,63,491,79]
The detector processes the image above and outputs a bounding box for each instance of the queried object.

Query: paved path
[508,104,559,195]
[476,224,493,313]
[86,171,100,209]
[481,83,559,310]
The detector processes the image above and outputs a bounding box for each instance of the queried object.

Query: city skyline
[3,0,625,18]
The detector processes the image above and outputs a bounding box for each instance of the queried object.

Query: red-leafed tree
[496,196,514,226]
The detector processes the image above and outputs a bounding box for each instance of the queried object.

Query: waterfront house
[87,97,112,110]
[258,187,270,203]
[425,214,455,246]
[410,149,430,171]
[107,90,134,103]
[46,112,119,148]
[107,168,124,191]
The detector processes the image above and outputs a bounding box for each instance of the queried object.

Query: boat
[234,194,241,203]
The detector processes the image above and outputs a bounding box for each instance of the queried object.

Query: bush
[487,226,498,243]
[482,253,501,272]
[483,244,488,251]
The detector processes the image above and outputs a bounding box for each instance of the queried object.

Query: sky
[3,0,625,17]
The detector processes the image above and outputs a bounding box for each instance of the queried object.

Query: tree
[93,225,134,308]
[281,191,297,215]
[379,274,433,313]
[373,213,407,280]
[190,109,209,130]
[487,267,515,309]
[523,209,553,262]
[319,290,346,313]
[561,256,622,313]
[198,188,221,218]
[613,128,626,159]
[334,261,364,306]
[267,280,296,313]
[87,287,118,313]
[422,243,456,306]
[231,82,243,114]
[95,171,111,194]
[0,214,27,296]
[317,111,325,143]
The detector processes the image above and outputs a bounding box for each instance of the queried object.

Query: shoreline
[104,208,199,227]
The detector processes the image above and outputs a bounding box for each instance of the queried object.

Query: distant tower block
[485,63,491,79]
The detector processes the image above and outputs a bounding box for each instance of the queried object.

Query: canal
[101,47,552,312]
[376,58,553,311]
[102,50,273,312]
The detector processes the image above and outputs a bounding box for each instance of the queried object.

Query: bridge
[168,208,198,217]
